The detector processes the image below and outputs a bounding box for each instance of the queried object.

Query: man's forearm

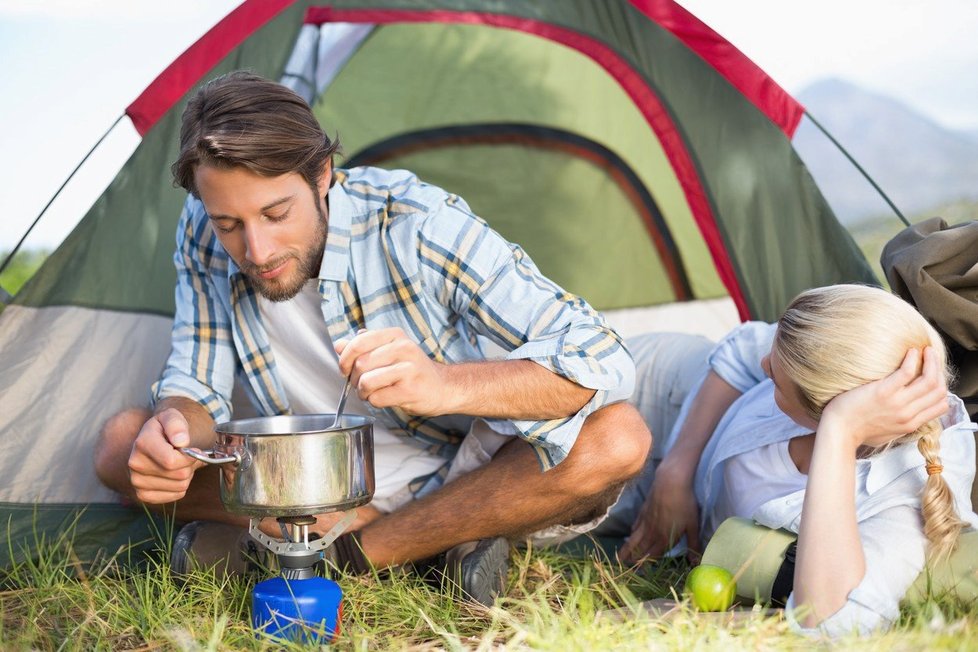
[438,359,596,420]
[154,396,218,449]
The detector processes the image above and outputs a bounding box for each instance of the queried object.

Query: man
[94,72,650,604]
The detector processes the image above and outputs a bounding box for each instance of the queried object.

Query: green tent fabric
[0,0,875,567]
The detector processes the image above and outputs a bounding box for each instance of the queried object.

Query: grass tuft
[3,529,978,649]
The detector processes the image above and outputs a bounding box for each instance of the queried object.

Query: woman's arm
[793,347,950,627]
[792,416,864,625]
[787,505,928,636]
[621,370,742,560]
[621,322,777,561]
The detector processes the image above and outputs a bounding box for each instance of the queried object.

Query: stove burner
[248,509,357,642]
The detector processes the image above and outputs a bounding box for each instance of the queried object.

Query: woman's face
[761,345,819,430]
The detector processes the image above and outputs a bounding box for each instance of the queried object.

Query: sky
[1,0,976,251]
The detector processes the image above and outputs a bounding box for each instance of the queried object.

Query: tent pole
[803,111,910,227]
[0,114,127,282]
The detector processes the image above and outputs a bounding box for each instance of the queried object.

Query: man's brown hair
[171,71,340,196]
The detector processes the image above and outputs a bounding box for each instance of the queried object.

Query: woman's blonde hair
[774,284,967,561]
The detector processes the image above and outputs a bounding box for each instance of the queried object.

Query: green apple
[684,564,736,612]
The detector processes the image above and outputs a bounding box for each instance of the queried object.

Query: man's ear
[317,159,333,195]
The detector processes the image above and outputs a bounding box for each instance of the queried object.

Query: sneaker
[170,521,270,578]
[443,537,510,606]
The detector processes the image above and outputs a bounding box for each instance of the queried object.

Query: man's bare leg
[95,402,650,561]
[356,402,651,566]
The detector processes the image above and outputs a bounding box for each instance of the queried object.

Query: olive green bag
[702,517,978,604]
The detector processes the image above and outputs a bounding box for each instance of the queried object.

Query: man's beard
[240,195,328,302]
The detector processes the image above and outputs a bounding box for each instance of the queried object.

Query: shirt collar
[318,173,354,282]
[703,381,809,485]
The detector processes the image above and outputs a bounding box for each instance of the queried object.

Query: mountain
[792,78,978,225]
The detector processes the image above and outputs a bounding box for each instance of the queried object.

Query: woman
[607,285,977,635]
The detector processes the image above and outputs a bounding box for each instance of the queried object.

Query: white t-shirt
[257,280,447,512]
[711,437,808,532]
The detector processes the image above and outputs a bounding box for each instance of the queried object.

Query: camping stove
[182,414,376,643]
[247,510,358,643]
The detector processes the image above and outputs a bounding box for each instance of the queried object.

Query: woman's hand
[618,370,742,564]
[819,346,948,449]
[620,461,701,563]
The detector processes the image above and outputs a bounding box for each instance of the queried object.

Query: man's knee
[94,407,150,491]
[590,402,652,479]
[560,402,652,494]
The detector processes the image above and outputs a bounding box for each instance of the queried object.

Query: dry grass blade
[1,532,977,650]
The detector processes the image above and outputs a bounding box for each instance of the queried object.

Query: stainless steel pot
[182,414,375,517]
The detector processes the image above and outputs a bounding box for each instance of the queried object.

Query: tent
[0,0,875,566]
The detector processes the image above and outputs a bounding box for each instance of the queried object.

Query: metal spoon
[330,377,352,429]
[332,329,365,429]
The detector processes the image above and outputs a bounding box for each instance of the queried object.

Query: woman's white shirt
[713,439,808,534]
[665,321,978,636]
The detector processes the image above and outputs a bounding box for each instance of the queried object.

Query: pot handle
[180,447,240,465]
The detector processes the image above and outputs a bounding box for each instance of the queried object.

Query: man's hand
[336,327,455,416]
[127,408,203,504]
[619,462,701,563]
[820,346,949,450]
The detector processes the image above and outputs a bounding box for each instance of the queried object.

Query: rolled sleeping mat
[906,531,978,602]
[701,517,796,604]
[702,517,978,604]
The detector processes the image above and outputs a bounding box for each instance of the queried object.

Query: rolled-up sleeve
[417,195,634,469]
[786,504,927,637]
[150,197,237,423]
[707,321,776,393]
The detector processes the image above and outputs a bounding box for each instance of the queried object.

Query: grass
[0,248,48,298]
[3,526,978,651]
[4,208,977,649]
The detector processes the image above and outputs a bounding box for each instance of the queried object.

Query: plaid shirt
[152,167,634,469]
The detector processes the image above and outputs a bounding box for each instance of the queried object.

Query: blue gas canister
[252,575,343,643]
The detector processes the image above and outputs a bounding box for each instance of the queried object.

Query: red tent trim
[123,0,754,318]
[304,6,750,319]
[126,0,297,136]
[628,1,803,137]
